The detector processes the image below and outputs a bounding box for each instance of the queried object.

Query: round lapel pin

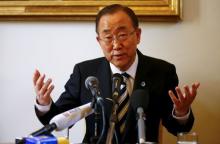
[140,81,146,87]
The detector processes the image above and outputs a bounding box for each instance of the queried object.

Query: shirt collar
[110,52,138,79]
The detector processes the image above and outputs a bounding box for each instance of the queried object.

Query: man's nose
[112,38,122,50]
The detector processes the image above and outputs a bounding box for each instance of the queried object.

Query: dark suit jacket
[36,50,194,143]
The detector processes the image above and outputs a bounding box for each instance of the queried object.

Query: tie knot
[121,72,130,79]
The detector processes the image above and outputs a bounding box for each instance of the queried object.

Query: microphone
[49,102,94,131]
[85,76,101,99]
[85,76,106,144]
[111,73,123,101]
[30,76,101,137]
[130,89,149,144]
[31,103,94,136]
[30,103,93,136]
[30,123,57,137]
[106,73,123,144]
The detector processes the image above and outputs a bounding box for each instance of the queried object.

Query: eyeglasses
[99,29,136,44]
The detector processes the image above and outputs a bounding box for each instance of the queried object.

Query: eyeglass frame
[98,29,137,44]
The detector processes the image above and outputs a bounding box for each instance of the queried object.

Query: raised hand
[33,69,54,106]
[169,82,200,117]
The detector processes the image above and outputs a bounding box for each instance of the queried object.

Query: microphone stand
[85,76,106,144]
[90,97,100,144]
[137,107,146,144]
[106,94,119,144]
[106,103,118,144]
[106,73,123,144]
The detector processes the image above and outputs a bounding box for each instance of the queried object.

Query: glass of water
[177,132,198,144]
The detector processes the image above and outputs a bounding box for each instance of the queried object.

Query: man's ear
[96,36,99,41]
[96,36,100,43]
[136,28,142,44]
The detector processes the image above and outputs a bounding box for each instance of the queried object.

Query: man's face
[97,10,141,71]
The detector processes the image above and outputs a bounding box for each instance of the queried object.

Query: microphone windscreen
[112,73,123,92]
[85,76,99,89]
[130,89,149,111]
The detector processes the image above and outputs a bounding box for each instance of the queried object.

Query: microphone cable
[96,97,106,144]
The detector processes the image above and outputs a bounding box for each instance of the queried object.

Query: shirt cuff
[172,108,190,121]
[35,100,52,114]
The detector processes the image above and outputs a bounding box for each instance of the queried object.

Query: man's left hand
[169,82,200,117]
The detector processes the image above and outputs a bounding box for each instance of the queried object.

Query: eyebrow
[101,26,128,34]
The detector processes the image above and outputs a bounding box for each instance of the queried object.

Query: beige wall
[151,0,220,143]
[0,0,219,143]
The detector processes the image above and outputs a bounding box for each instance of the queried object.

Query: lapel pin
[140,81,146,87]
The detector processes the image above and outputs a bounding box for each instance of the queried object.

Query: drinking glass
[177,132,198,144]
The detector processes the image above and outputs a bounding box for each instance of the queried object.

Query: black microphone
[30,123,57,137]
[130,89,149,144]
[106,73,123,144]
[111,73,123,101]
[85,76,106,144]
[16,123,57,144]
[85,76,101,99]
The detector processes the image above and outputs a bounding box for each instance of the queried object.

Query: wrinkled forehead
[97,11,133,34]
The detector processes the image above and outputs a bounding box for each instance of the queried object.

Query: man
[33,4,200,143]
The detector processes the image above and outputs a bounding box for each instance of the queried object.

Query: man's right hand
[33,69,54,106]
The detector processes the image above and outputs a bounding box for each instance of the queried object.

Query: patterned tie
[117,72,130,134]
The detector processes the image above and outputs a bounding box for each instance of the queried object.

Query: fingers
[175,87,185,102]
[35,74,46,94]
[40,78,52,96]
[169,87,189,116]
[192,82,200,92]
[175,82,200,102]
[174,85,194,105]
[33,69,54,105]
[194,82,200,89]
[183,85,190,97]
[44,84,54,100]
[169,90,178,104]
[168,82,200,116]
[190,82,200,99]
[33,69,40,85]
[37,84,54,106]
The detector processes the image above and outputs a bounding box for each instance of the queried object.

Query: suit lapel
[122,50,153,142]
[133,51,152,91]
[96,58,112,100]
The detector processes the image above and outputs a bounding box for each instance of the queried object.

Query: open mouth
[113,53,126,60]
[114,53,124,56]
